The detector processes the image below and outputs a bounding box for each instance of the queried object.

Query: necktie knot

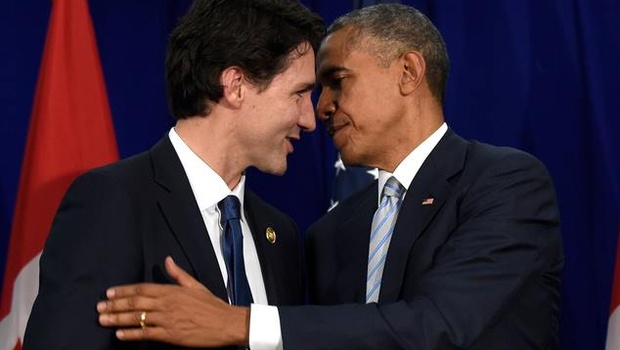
[219,195,241,222]
[382,176,405,199]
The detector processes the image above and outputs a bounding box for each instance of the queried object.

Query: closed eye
[318,66,347,89]
[322,75,345,90]
[295,83,316,97]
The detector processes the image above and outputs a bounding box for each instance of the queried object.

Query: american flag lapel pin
[421,197,434,206]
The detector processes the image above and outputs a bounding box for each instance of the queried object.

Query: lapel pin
[265,227,276,244]
[422,197,434,206]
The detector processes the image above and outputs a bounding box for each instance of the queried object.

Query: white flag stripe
[607,305,620,350]
[0,253,40,350]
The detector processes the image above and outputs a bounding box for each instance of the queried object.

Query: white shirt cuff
[248,303,283,350]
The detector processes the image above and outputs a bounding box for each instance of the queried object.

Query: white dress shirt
[168,128,280,349]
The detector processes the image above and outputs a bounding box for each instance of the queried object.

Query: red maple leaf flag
[0,0,119,348]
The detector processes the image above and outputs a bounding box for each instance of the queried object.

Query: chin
[269,167,287,176]
[257,162,288,176]
[339,149,362,167]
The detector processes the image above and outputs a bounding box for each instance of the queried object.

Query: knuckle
[134,285,142,294]
[106,301,118,312]
[127,297,138,309]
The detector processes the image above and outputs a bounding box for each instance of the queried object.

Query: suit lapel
[336,184,377,303]
[380,130,468,302]
[150,137,228,300]
[243,190,279,303]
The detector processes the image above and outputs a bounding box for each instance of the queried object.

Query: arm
[23,172,142,350]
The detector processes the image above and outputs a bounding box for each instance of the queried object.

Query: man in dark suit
[97,4,563,349]
[22,0,324,349]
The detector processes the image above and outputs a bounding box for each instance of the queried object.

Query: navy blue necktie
[218,195,253,306]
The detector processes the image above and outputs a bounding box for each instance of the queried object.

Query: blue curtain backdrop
[0,1,618,349]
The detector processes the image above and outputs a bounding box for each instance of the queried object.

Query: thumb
[165,256,206,290]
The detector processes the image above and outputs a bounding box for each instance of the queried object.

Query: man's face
[240,43,316,175]
[316,29,406,169]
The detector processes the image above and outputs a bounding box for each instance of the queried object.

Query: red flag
[0,0,118,348]
[607,227,620,349]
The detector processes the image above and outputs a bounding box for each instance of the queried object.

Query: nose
[298,94,316,132]
[316,88,335,123]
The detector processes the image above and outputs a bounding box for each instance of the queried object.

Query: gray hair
[328,4,449,103]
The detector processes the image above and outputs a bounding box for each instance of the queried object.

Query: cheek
[265,103,295,129]
[339,81,375,113]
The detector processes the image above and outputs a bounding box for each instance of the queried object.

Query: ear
[399,51,425,96]
[220,67,245,108]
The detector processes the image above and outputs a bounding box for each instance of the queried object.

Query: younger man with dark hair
[23,1,324,349]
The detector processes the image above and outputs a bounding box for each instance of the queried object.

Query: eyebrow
[295,82,316,93]
[318,66,347,82]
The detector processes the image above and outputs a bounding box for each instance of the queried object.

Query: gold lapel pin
[266,227,276,244]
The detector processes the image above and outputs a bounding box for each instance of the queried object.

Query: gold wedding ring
[140,310,147,329]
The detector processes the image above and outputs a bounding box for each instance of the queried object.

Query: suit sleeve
[279,150,562,349]
[23,171,143,350]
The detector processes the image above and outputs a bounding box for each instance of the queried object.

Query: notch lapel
[336,184,377,303]
[243,191,279,303]
[150,137,228,300]
[379,130,468,302]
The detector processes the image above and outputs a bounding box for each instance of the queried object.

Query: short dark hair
[328,4,449,103]
[166,0,325,119]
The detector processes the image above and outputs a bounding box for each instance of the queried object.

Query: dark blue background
[1,1,618,348]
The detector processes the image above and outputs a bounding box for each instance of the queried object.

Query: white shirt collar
[377,122,448,202]
[168,127,246,212]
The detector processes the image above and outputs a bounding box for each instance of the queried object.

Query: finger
[97,295,157,314]
[115,326,173,343]
[99,310,147,327]
[165,256,205,290]
[99,310,166,328]
[106,283,171,300]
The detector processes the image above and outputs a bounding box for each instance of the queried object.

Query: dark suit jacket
[280,129,563,349]
[23,136,304,350]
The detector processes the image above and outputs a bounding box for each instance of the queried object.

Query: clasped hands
[97,256,250,347]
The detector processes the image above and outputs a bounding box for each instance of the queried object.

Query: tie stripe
[366,176,405,303]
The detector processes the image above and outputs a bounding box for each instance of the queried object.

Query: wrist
[230,305,251,346]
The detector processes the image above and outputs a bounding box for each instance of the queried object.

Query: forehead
[271,45,316,84]
[317,29,379,78]
[317,29,353,68]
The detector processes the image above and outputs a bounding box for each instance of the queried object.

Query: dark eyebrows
[296,82,316,94]
[318,66,346,83]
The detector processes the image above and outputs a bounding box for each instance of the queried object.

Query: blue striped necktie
[366,176,405,303]
[218,195,253,306]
